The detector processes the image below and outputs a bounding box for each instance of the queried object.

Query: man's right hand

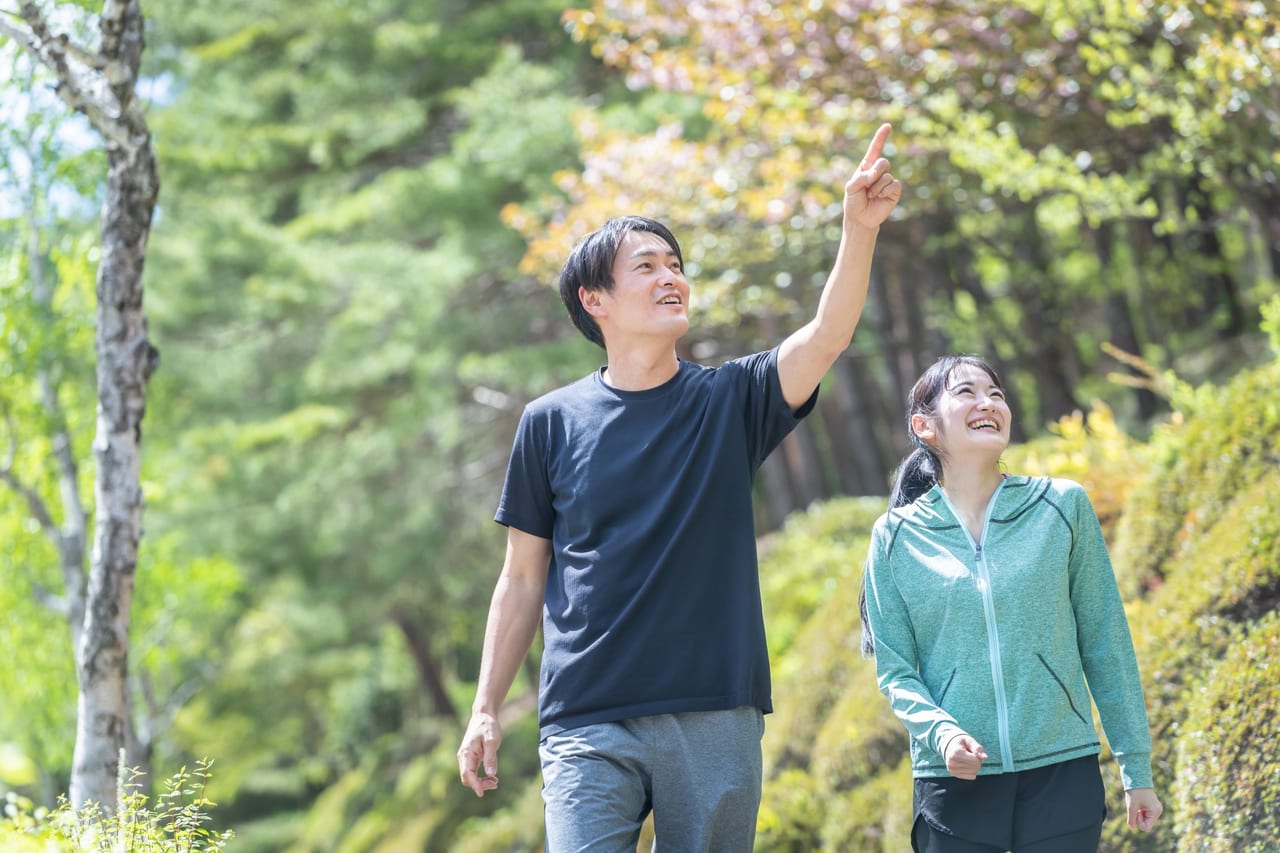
[457,711,502,797]
[943,733,988,780]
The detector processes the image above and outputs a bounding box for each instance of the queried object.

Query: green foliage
[449,779,545,853]
[277,711,542,853]
[1101,354,1280,850]
[756,768,826,852]
[1262,294,1280,356]
[759,496,883,659]
[1171,612,1280,852]
[0,524,77,790]
[1002,401,1142,534]
[1123,471,1280,772]
[1110,360,1280,596]
[0,760,232,851]
[815,757,914,853]
[529,0,1279,430]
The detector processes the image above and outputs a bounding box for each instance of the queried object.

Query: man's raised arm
[777,123,902,410]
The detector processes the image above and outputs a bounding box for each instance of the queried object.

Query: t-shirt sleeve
[734,346,819,468]
[494,405,554,538]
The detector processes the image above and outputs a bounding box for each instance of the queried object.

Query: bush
[1110,361,1280,597]
[809,669,905,793]
[1099,357,1280,852]
[1125,471,1280,739]
[1171,612,1280,851]
[0,760,232,851]
[762,532,869,776]
[1002,401,1142,537]
[817,756,914,852]
[756,768,826,853]
[759,496,883,659]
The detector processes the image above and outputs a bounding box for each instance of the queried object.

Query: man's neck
[601,344,680,391]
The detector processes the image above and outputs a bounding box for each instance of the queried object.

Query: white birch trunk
[71,135,159,810]
[1,0,159,813]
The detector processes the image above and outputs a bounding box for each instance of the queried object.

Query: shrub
[759,496,883,659]
[818,756,913,853]
[450,777,545,853]
[756,768,826,853]
[762,534,868,775]
[809,669,905,793]
[1125,470,1280,745]
[1002,401,1142,537]
[1172,611,1280,851]
[1110,360,1280,597]
[0,759,232,851]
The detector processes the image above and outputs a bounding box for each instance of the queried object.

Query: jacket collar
[900,475,1043,529]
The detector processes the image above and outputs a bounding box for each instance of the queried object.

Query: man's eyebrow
[628,247,677,259]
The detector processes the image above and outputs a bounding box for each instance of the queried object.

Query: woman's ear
[910,413,934,442]
[580,286,607,318]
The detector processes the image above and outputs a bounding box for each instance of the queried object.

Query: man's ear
[910,413,934,442]
[580,286,607,318]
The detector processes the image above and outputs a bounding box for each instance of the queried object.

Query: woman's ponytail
[859,445,943,656]
[888,445,941,509]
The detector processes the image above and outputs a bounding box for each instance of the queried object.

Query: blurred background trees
[2,0,1276,849]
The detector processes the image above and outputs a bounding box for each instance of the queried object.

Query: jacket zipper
[941,483,1014,773]
[973,540,1014,773]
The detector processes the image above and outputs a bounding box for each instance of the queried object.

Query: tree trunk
[71,133,160,812]
[1010,213,1081,424]
[3,0,160,812]
[391,607,458,722]
[822,355,891,495]
[757,451,797,532]
[779,424,827,510]
[1093,223,1159,420]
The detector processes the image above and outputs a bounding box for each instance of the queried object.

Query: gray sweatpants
[539,706,765,853]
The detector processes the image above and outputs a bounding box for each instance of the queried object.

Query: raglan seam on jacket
[1039,489,1077,559]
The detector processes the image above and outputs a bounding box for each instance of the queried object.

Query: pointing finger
[859,123,892,170]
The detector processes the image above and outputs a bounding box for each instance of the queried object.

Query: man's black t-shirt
[496,347,816,738]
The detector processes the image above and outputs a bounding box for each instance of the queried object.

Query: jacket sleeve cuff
[934,724,966,760]
[1116,751,1154,790]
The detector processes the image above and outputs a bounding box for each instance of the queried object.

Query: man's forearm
[809,222,880,353]
[471,572,544,716]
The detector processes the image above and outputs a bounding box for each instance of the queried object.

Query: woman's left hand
[1125,787,1163,832]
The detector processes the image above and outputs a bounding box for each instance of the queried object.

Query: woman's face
[913,363,1012,459]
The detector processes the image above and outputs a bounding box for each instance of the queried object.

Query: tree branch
[0,467,59,537]
[7,1,136,149]
[0,408,59,538]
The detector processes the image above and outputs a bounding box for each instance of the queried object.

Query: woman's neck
[939,460,1005,540]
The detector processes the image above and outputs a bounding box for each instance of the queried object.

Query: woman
[860,355,1162,852]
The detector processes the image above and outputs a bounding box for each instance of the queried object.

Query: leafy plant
[0,756,232,852]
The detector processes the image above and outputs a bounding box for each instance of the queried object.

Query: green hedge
[1172,611,1280,851]
[1110,361,1280,598]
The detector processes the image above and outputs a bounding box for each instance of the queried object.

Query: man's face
[586,230,690,345]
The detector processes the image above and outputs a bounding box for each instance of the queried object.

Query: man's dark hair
[558,216,685,349]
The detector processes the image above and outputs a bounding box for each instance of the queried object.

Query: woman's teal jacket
[862,476,1153,790]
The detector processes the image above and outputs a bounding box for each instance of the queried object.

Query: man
[458,124,901,851]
